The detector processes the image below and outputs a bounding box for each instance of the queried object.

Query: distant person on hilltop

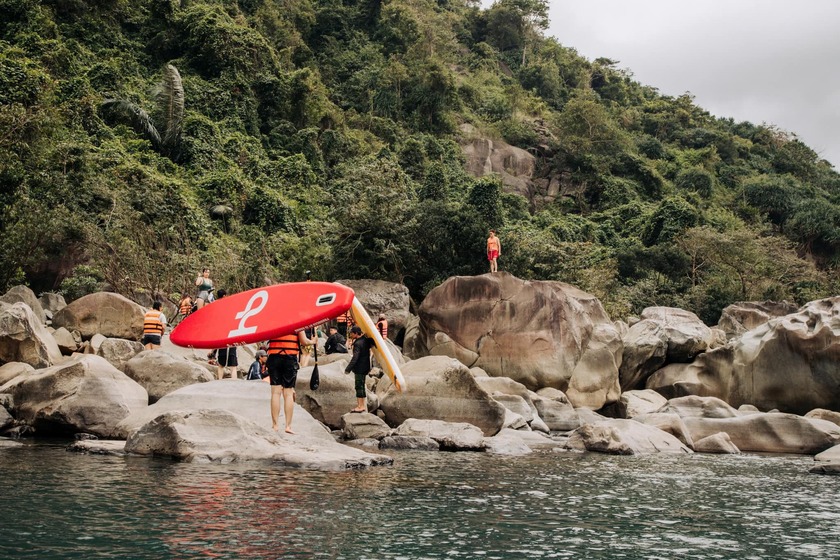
[195,268,213,309]
[487,229,501,273]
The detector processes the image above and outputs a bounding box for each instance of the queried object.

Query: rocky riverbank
[2,274,840,475]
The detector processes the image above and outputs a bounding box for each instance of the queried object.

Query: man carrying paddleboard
[266,331,309,433]
[344,325,375,413]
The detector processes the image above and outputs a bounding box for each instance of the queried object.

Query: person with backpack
[324,326,348,354]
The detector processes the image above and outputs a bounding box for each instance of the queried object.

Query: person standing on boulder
[487,230,501,273]
[141,301,167,350]
[195,268,213,309]
[266,330,309,434]
[344,325,375,413]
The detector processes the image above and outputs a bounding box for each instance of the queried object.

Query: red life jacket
[143,310,165,335]
[267,334,299,356]
[376,319,388,338]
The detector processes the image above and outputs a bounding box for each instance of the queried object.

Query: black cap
[349,326,362,335]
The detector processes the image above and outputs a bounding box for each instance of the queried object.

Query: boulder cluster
[3,275,840,475]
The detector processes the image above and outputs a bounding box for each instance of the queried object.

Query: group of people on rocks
[143,268,392,435]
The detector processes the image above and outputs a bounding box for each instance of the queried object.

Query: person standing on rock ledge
[487,230,501,273]
[345,325,375,413]
[266,330,308,434]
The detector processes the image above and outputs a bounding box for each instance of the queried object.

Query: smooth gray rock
[407,273,621,409]
[694,432,740,454]
[483,431,533,455]
[805,408,840,427]
[1,354,148,437]
[53,292,145,340]
[125,409,392,469]
[116,380,333,441]
[0,302,62,368]
[67,440,127,456]
[0,362,34,386]
[395,418,486,450]
[661,396,840,455]
[633,412,695,448]
[0,286,46,324]
[124,350,213,403]
[340,412,392,440]
[717,300,799,340]
[98,338,144,372]
[378,356,506,436]
[604,389,668,419]
[52,327,79,355]
[38,292,67,316]
[0,405,13,431]
[379,435,439,451]
[295,361,376,430]
[566,419,692,455]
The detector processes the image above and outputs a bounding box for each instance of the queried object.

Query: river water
[1,441,838,559]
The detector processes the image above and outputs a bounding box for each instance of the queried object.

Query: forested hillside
[3,0,840,323]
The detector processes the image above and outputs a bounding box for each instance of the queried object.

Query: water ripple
[0,442,839,558]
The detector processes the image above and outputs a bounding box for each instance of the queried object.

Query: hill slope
[2,0,839,323]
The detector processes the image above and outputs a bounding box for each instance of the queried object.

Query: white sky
[483,1,840,169]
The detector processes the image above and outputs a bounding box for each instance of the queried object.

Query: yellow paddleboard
[350,297,406,393]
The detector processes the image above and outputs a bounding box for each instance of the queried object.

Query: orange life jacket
[336,311,353,325]
[143,310,165,335]
[267,334,299,356]
[376,319,388,338]
[179,300,192,315]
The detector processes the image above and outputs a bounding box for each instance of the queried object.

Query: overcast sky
[492,1,840,169]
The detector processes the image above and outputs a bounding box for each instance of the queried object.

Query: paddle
[310,331,320,391]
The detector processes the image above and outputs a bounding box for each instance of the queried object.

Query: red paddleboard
[170,282,355,349]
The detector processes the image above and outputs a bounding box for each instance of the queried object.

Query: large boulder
[335,279,410,342]
[0,302,62,368]
[116,379,333,441]
[125,409,392,469]
[97,338,144,372]
[660,396,840,454]
[603,389,669,419]
[0,354,148,437]
[52,292,145,340]
[717,300,799,340]
[340,412,392,440]
[51,327,80,355]
[377,356,506,436]
[123,350,214,402]
[406,273,621,409]
[639,307,713,361]
[565,419,692,455]
[619,320,667,391]
[647,297,840,414]
[0,286,46,324]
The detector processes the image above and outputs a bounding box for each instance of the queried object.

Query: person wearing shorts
[209,346,238,379]
[487,229,501,273]
[266,331,307,434]
[141,301,166,350]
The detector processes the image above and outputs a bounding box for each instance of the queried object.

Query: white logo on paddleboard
[228,290,269,337]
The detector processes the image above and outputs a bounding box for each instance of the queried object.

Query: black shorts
[141,334,161,346]
[267,354,298,388]
[216,347,238,367]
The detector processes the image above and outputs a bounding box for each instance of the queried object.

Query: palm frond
[101,99,162,148]
[155,64,184,149]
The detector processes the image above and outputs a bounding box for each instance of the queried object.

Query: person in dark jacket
[324,326,348,354]
[344,326,375,413]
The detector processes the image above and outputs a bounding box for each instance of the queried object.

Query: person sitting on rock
[247,349,268,381]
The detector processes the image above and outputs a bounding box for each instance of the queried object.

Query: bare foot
[285,427,295,434]
[272,424,279,431]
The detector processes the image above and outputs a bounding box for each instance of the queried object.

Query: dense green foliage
[2,0,839,324]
